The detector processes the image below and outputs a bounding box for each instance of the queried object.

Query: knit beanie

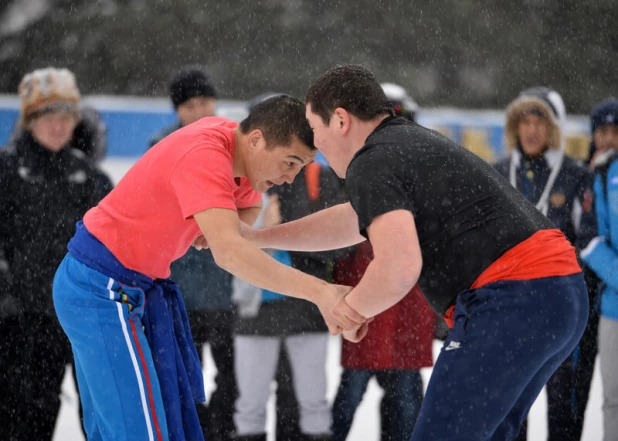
[19,67,81,127]
[591,98,618,133]
[169,68,217,109]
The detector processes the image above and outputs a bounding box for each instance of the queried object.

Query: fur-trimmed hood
[504,87,566,216]
[505,87,566,151]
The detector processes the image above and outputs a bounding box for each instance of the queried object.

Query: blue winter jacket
[582,155,618,320]
[260,250,292,303]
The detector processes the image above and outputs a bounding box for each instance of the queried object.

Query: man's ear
[334,107,351,135]
[248,129,264,151]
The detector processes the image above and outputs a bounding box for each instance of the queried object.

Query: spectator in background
[9,92,110,441]
[581,98,618,441]
[588,99,618,171]
[330,83,434,441]
[147,66,236,441]
[12,103,108,163]
[232,95,347,441]
[494,87,598,441]
[148,66,217,148]
[0,67,113,441]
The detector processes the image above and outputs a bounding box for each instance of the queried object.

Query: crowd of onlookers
[1,65,617,441]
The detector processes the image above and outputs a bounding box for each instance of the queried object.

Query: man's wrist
[344,289,361,316]
[302,278,329,304]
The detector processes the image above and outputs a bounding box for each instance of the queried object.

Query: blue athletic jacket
[582,154,618,321]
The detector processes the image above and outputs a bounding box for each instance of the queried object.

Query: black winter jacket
[0,132,113,315]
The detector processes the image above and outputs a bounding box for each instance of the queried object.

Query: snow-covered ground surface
[52,158,604,440]
[53,338,603,441]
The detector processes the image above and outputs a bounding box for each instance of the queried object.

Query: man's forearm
[344,259,417,318]
[194,206,365,333]
[238,206,262,227]
[248,202,365,252]
[212,235,328,303]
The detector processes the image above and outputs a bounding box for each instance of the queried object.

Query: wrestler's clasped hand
[315,284,367,336]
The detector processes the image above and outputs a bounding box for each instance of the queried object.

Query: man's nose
[282,173,296,184]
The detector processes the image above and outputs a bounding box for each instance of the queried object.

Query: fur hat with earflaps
[18,67,81,128]
[504,87,565,151]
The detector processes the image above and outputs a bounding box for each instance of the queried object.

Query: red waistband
[443,229,581,328]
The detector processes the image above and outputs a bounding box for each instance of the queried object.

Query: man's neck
[233,126,247,178]
[351,113,391,154]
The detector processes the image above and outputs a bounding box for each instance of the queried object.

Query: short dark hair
[306,64,393,125]
[239,95,315,150]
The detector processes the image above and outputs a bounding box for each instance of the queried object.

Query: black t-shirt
[346,117,554,315]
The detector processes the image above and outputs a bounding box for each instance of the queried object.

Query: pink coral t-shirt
[83,117,261,279]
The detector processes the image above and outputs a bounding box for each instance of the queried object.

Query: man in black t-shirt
[243,65,590,441]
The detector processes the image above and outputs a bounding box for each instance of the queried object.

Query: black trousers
[189,308,238,441]
[0,313,72,441]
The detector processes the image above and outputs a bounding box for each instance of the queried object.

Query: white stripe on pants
[600,316,618,441]
[234,333,331,436]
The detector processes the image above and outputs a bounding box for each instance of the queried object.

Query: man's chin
[253,181,273,193]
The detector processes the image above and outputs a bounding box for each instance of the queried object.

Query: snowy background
[1,1,616,114]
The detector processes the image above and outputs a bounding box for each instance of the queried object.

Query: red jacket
[334,241,435,370]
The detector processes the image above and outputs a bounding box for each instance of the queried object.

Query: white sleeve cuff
[581,236,606,260]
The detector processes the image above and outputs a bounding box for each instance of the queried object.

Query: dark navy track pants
[410,273,588,441]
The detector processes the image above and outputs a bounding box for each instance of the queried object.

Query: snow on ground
[53,338,604,441]
[51,159,604,440]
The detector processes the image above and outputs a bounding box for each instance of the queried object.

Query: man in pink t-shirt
[52,96,365,441]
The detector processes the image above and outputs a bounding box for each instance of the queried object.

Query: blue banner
[0,95,591,162]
